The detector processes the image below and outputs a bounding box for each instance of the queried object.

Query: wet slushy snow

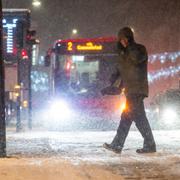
[3,130,180,179]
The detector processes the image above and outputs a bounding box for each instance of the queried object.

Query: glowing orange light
[14,85,21,89]
[15,92,20,97]
[77,42,103,51]
[120,102,127,112]
[22,100,28,108]
[118,90,127,113]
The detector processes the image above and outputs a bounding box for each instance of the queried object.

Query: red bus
[44,37,125,129]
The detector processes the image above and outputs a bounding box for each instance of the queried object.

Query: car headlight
[162,108,177,123]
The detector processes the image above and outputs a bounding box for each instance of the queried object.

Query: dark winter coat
[101,41,148,97]
[114,41,149,97]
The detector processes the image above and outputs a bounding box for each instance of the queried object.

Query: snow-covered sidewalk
[1,130,180,179]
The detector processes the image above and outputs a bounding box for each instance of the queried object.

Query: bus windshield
[54,54,118,97]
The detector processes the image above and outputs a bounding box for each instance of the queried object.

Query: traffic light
[26,30,38,45]
[21,49,28,59]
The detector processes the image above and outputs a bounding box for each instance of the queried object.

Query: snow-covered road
[6,130,180,179]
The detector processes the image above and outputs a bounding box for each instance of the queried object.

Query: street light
[72,29,78,35]
[32,0,41,8]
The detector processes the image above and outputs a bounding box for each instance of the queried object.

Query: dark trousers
[112,94,155,148]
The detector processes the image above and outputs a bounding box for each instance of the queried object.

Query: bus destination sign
[55,38,117,55]
[67,42,103,51]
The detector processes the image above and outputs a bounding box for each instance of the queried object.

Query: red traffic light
[21,49,28,59]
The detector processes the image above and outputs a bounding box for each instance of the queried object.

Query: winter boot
[136,144,156,153]
[103,143,122,154]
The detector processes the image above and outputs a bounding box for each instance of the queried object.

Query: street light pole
[0,0,7,157]
[28,46,32,130]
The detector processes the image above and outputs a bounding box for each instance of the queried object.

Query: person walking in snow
[102,27,156,154]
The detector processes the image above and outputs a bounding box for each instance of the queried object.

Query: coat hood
[118,27,134,43]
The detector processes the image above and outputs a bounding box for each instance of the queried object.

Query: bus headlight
[49,100,71,120]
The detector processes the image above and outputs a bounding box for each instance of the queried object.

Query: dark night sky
[2,0,180,54]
